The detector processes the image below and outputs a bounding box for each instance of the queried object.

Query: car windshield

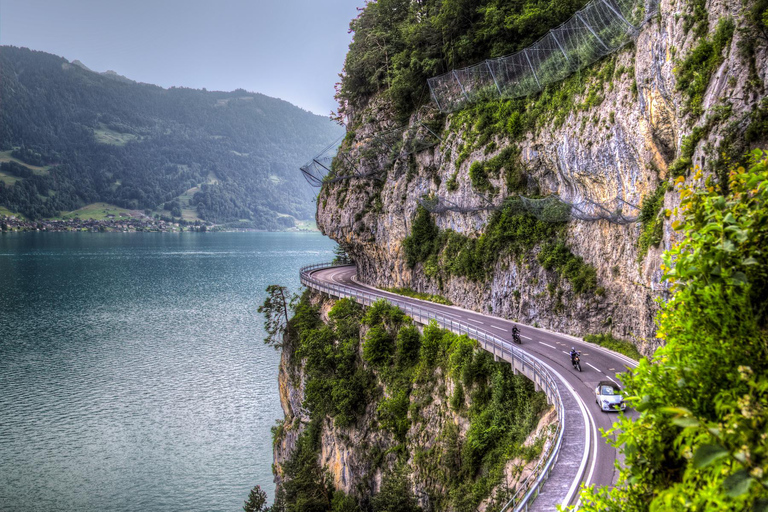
[601,385,619,395]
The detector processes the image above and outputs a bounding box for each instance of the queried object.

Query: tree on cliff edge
[243,485,270,512]
[258,284,297,350]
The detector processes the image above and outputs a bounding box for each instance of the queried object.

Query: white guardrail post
[300,262,566,512]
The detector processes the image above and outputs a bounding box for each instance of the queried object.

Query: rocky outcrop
[316,0,767,356]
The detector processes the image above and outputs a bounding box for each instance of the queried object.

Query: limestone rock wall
[316,0,767,355]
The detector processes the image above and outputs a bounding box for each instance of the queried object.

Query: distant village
[0,213,212,233]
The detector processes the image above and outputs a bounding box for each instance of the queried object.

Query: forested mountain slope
[0,46,343,228]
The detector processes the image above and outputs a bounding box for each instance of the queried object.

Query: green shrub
[580,151,768,511]
[538,242,598,294]
[675,18,735,117]
[363,325,395,367]
[383,286,453,305]
[402,206,438,268]
[469,160,493,192]
[446,171,459,192]
[637,182,668,261]
[395,325,422,367]
[583,333,642,361]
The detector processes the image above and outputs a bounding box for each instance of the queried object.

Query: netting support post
[576,12,610,51]
[427,80,445,112]
[453,70,470,102]
[599,0,636,31]
[485,60,503,97]
[551,31,572,68]
[523,49,542,90]
[313,158,332,173]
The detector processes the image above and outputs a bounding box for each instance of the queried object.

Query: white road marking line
[609,368,615,371]
[539,342,557,349]
[562,350,570,355]
[521,335,532,340]
[490,325,507,331]
[586,362,602,372]
[606,376,619,385]
[467,319,484,325]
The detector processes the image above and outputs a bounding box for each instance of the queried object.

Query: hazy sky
[0,0,366,115]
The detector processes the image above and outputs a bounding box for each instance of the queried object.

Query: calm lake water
[0,231,335,512]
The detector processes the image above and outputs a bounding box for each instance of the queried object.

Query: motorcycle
[572,353,582,372]
[512,329,522,344]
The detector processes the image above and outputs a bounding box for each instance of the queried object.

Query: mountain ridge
[0,45,343,228]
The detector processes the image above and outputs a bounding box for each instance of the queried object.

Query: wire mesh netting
[418,193,640,224]
[428,0,658,112]
[300,123,442,187]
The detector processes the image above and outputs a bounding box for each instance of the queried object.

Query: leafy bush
[636,182,668,261]
[538,242,598,294]
[402,206,438,268]
[675,18,735,117]
[382,286,453,305]
[579,151,768,511]
[363,325,395,367]
[583,333,642,361]
[469,161,493,192]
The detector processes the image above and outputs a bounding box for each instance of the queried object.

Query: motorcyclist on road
[511,325,521,343]
[570,347,580,364]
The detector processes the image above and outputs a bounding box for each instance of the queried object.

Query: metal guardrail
[300,262,567,512]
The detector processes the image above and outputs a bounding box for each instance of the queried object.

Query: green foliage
[258,285,298,350]
[363,325,395,367]
[280,419,334,512]
[291,295,374,428]
[395,325,422,368]
[401,196,599,294]
[469,160,494,193]
[579,151,768,511]
[446,171,459,192]
[382,287,453,305]
[746,99,768,144]
[675,18,735,118]
[0,46,343,225]
[284,291,549,511]
[583,333,642,361]
[377,388,411,441]
[336,0,592,121]
[243,485,270,512]
[538,242,598,294]
[669,126,706,177]
[447,55,615,157]
[371,465,422,512]
[402,206,439,268]
[636,182,669,261]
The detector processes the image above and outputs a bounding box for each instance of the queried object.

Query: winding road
[306,264,639,511]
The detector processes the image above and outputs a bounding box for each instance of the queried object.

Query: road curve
[308,264,639,510]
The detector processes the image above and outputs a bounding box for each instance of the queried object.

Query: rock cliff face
[316,0,767,355]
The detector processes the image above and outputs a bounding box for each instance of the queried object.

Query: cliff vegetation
[267,293,551,511]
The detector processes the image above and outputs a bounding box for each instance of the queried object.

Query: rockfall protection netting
[300,122,442,187]
[427,0,658,112]
[418,193,640,224]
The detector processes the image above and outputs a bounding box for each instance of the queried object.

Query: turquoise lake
[0,231,336,511]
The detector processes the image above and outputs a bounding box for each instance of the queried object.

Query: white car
[595,380,626,412]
